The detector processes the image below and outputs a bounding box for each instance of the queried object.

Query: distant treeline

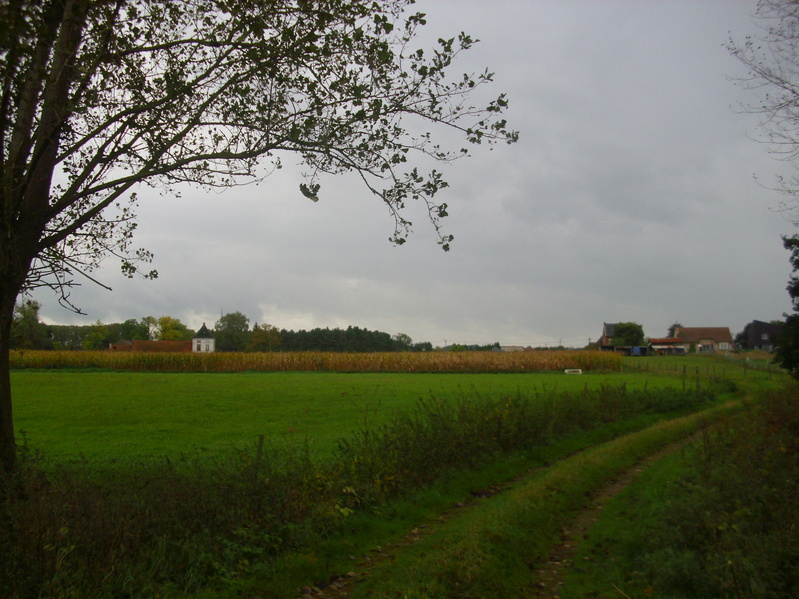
[278,327,432,353]
[11,302,436,352]
[26,323,433,353]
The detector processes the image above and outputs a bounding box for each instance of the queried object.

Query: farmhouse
[741,320,783,351]
[597,322,616,349]
[596,323,648,354]
[673,326,733,353]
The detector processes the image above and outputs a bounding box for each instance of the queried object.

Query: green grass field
[5,354,785,599]
[13,369,696,465]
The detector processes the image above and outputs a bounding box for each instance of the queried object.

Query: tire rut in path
[527,435,697,598]
[297,435,698,599]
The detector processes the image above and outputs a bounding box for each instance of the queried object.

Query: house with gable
[193,323,215,353]
[741,320,784,352]
[595,323,649,355]
[597,323,617,350]
[673,326,733,353]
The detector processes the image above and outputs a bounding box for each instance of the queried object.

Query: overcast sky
[32,0,799,347]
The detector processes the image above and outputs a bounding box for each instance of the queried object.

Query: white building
[192,323,215,353]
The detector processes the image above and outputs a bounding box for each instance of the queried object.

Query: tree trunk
[0,231,38,474]
[0,290,17,474]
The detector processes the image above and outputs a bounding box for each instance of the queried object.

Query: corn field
[10,349,622,373]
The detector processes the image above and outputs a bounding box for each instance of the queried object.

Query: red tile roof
[675,327,733,344]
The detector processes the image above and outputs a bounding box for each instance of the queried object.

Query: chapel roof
[194,323,214,339]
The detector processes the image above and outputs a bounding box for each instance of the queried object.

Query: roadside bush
[334,384,714,503]
[640,385,799,598]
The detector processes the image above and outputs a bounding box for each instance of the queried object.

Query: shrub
[640,385,799,598]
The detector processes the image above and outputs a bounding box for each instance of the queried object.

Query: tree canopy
[3,0,516,305]
[215,311,250,352]
[728,0,799,214]
[248,322,281,352]
[611,322,645,347]
[774,235,799,376]
[728,1,799,376]
[10,300,52,349]
[667,322,682,338]
[0,0,516,472]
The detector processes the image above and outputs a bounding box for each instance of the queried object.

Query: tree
[0,0,515,472]
[392,332,413,351]
[10,300,52,349]
[774,235,799,375]
[667,322,682,338]
[248,323,281,352]
[81,319,110,349]
[215,311,250,352]
[155,316,192,341]
[611,322,645,347]
[727,2,799,373]
[735,322,750,349]
[117,318,151,341]
[728,0,799,216]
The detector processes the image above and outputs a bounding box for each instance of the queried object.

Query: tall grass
[629,385,799,598]
[0,381,719,599]
[10,349,622,373]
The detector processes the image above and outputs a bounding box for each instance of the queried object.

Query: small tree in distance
[248,323,281,352]
[774,236,799,376]
[10,300,52,350]
[155,316,193,342]
[215,312,251,352]
[0,0,517,472]
[611,322,645,347]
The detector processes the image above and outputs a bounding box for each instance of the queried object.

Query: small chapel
[193,323,215,353]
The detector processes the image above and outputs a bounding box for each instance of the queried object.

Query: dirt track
[297,433,699,599]
[527,435,697,598]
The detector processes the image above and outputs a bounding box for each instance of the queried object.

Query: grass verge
[560,385,799,599]
[340,398,744,599]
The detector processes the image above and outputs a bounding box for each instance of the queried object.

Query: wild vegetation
[1,359,734,599]
[559,384,799,598]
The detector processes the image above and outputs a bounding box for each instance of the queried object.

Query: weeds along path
[297,398,744,599]
[527,433,700,598]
